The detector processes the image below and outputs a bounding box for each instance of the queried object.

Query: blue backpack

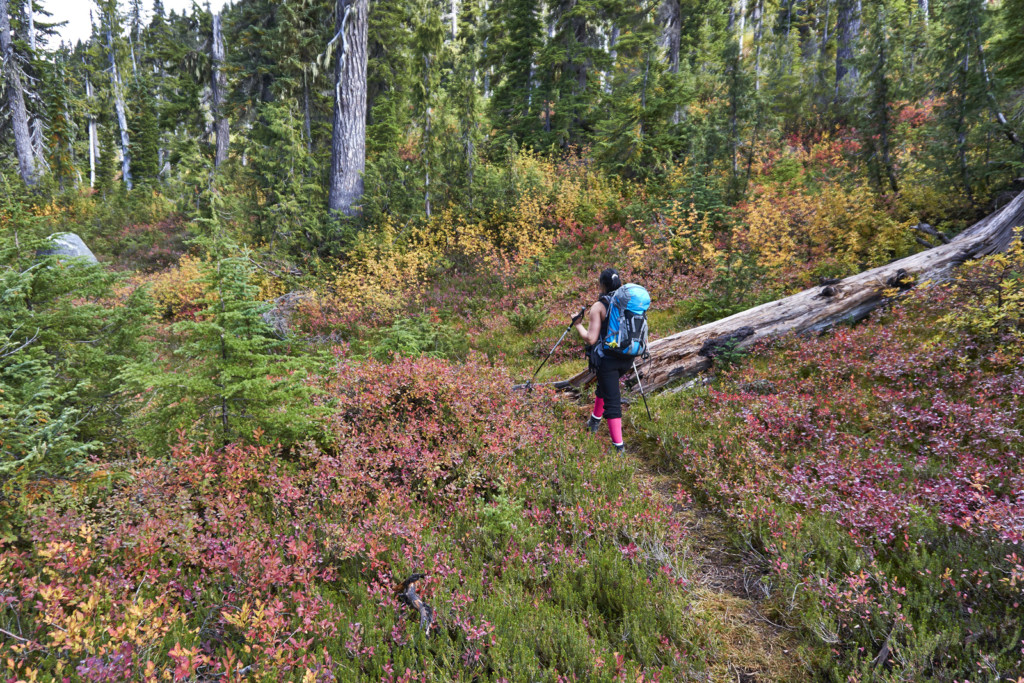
[601,283,651,358]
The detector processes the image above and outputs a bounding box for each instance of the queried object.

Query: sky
[41,0,230,48]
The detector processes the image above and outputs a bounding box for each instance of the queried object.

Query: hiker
[573,268,650,453]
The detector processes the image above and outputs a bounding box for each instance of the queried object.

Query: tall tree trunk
[24,0,46,170]
[873,7,898,194]
[754,0,764,90]
[605,24,619,94]
[86,76,98,188]
[303,71,313,153]
[918,0,928,25]
[956,53,972,201]
[1,0,37,185]
[26,0,34,51]
[834,0,860,105]
[423,53,432,220]
[662,0,681,123]
[328,0,369,218]
[105,17,133,190]
[737,0,746,53]
[211,13,229,168]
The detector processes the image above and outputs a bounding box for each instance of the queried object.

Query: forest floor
[621,436,807,682]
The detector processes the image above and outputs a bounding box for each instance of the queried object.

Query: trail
[625,442,806,682]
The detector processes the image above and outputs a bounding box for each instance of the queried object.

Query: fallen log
[557,190,1024,394]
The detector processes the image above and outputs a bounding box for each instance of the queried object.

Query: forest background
[2,0,1024,679]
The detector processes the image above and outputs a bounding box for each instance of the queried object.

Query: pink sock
[592,397,605,419]
[608,418,623,445]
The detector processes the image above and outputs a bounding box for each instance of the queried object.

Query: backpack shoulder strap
[597,294,612,340]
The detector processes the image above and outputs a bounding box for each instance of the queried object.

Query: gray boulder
[36,233,99,264]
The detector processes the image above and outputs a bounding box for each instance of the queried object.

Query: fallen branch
[395,573,434,636]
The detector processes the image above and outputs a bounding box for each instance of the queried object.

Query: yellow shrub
[145,255,208,319]
[661,200,722,272]
[940,229,1024,345]
[738,181,913,275]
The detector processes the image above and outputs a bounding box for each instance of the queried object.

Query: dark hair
[599,268,621,293]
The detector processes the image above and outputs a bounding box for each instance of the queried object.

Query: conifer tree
[43,51,78,190]
[362,0,417,221]
[0,174,149,480]
[123,233,319,452]
[128,67,161,183]
[991,0,1024,91]
[594,5,681,179]
[411,0,446,218]
[94,122,119,197]
[930,0,994,198]
[244,101,325,253]
[449,0,485,206]
[485,0,544,147]
[858,0,902,195]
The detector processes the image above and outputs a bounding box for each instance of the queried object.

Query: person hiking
[573,267,650,453]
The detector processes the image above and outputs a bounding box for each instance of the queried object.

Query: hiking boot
[586,415,602,433]
[614,443,626,454]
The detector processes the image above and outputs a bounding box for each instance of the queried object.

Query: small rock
[262,290,310,338]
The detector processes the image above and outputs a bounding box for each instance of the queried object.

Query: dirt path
[628,451,807,682]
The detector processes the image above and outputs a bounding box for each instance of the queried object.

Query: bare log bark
[555,191,1024,393]
[327,0,369,218]
[211,13,229,169]
[1,0,37,185]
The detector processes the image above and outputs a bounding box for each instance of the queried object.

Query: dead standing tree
[211,13,229,169]
[553,191,1024,394]
[1,0,38,185]
[327,0,369,218]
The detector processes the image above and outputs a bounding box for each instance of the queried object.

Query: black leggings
[594,353,633,420]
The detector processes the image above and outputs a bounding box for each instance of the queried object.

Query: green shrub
[122,238,320,452]
[507,302,548,334]
[371,314,469,361]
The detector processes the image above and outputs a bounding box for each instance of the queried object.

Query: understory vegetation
[3,126,1023,680]
[4,0,1024,679]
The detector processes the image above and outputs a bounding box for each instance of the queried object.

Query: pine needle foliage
[123,235,321,453]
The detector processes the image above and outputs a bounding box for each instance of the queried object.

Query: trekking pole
[526,306,586,391]
[632,358,652,420]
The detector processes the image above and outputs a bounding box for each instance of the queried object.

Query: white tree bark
[211,13,229,168]
[550,191,1024,393]
[1,0,37,185]
[105,16,133,190]
[327,0,369,218]
[737,0,746,53]
[86,76,98,188]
